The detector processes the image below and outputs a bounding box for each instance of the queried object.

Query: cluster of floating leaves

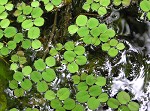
[140,0,150,20]
[82,0,110,16]
[0,0,142,111]
[68,15,125,57]
[113,0,131,7]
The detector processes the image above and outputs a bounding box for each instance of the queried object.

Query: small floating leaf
[87,18,99,29]
[13,71,24,82]
[74,46,85,55]
[72,104,84,111]
[64,41,75,51]
[77,82,88,91]
[76,56,87,65]
[45,3,54,11]
[37,81,48,93]
[86,75,96,85]
[67,62,79,73]
[34,59,46,71]
[42,68,56,82]
[68,25,78,35]
[76,91,90,103]
[22,66,32,76]
[30,71,42,82]
[116,43,125,50]
[32,39,42,49]
[95,76,106,86]
[50,99,62,109]
[9,80,18,89]
[4,27,17,38]
[77,27,89,37]
[57,88,70,100]
[34,17,45,26]
[72,75,80,84]
[0,19,10,28]
[28,27,40,39]
[107,98,120,109]
[45,56,56,67]
[31,7,43,18]
[64,51,76,62]
[108,48,118,57]
[22,19,33,29]
[109,39,118,46]
[20,79,32,91]
[87,97,100,110]
[63,98,75,110]
[76,15,88,26]
[44,90,56,100]
[128,101,140,111]
[51,0,62,6]
[14,88,24,97]
[89,85,102,97]
[117,91,131,104]
[98,93,109,102]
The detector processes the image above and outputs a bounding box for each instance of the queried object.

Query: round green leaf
[4,27,17,38]
[77,27,89,37]
[9,80,18,89]
[100,33,109,42]
[113,0,122,6]
[63,98,75,110]
[28,27,40,39]
[76,91,90,103]
[0,6,5,14]
[117,91,130,104]
[74,46,85,55]
[13,71,24,82]
[51,0,62,6]
[91,36,101,46]
[20,79,32,91]
[82,3,90,11]
[50,99,62,109]
[64,51,76,62]
[83,35,92,44]
[76,15,88,26]
[13,33,24,43]
[0,29,3,39]
[44,90,56,100]
[30,71,42,82]
[10,63,18,71]
[95,76,106,86]
[45,3,54,11]
[71,75,80,84]
[45,56,56,67]
[89,85,102,97]
[77,82,88,91]
[34,17,44,26]
[31,7,43,18]
[23,6,33,15]
[140,0,150,12]
[110,39,118,46]
[34,59,46,71]
[128,101,140,111]
[90,27,101,37]
[108,48,118,57]
[0,19,10,28]
[91,3,100,11]
[87,18,99,29]
[57,88,70,100]
[0,0,8,5]
[22,19,33,29]
[116,42,125,50]
[75,56,87,65]
[118,105,130,111]
[98,23,108,33]
[98,93,109,102]
[22,66,32,76]
[0,47,9,55]
[64,41,75,51]
[68,25,78,35]
[17,15,26,23]
[21,39,31,49]
[7,41,17,50]
[31,1,40,7]
[87,97,100,110]
[49,48,58,56]
[86,75,96,85]
[42,68,56,82]
[0,11,8,19]
[37,81,48,92]
[98,7,107,16]
[107,98,120,109]
[102,43,110,51]
[5,3,13,11]
[14,88,24,97]
[32,40,42,49]
[72,104,84,111]
[67,62,79,73]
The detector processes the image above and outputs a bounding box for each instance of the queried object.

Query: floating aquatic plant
[140,0,150,20]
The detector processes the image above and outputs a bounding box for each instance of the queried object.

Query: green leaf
[0,6,5,14]
[75,56,87,65]
[20,79,32,91]
[0,19,10,28]
[100,33,109,42]
[7,41,17,50]
[108,48,118,57]
[30,71,42,82]
[98,24,108,33]
[17,15,26,23]
[82,3,90,11]
[147,12,150,20]
[77,27,89,37]
[95,76,106,86]
[22,19,33,29]
[77,82,88,91]
[49,48,58,56]
[72,104,84,111]
[64,41,75,51]
[31,7,43,18]
[91,3,100,11]
[91,36,101,46]
[9,80,18,89]
[14,88,24,97]
[45,3,54,11]
[55,43,63,50]
[118,105,130,111]
[28,27,40,39]
[90,27,101,37]
[107,98,120,109]
[81,73,88,80]
[13,71,24,82]
[89,85,102,97]
[34,17,45,26]
[0,11,8,19]
[32,40,42,49]
[63,98,75,110]
[50,99,62,109]
[42,68,56,82]
[100,0,110,6]
[57,88,70,100]
[74,46,85,55]
[51,0,62,6]
[37,81,48,92]
[71,75,80,84]
[0,0,8,5]
[31,1,40,7]
[76,91,90,103]
[102,43,110,51]
[45,56,56,67]
[113,0,122,6]
[105,29,116,38]
[11,54,19,62]
[64,51,76,62]
[110,39,118,46]
[0,42,3,49]
[98,7,107,16]
[0,47,9,55]
[87,18,99,29]
[86,75,96,85]
[117,91,130,104]
[13,33,24,43]
[116,43,125,50]
[34,59,46,71]
[87,97,100,110]
[83,35,92,44]
[22,66,32,76]
[23,6,33,15]
[4,27,17,38]
[98,93,109,102]
[0,29,3,39]
[10,63,18,71]
[128,101,140,111]
[68,25,78,35]
[76,15,88,26]
[21,39,31,49]
[67,62,79,73]
[44,90,56,100]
